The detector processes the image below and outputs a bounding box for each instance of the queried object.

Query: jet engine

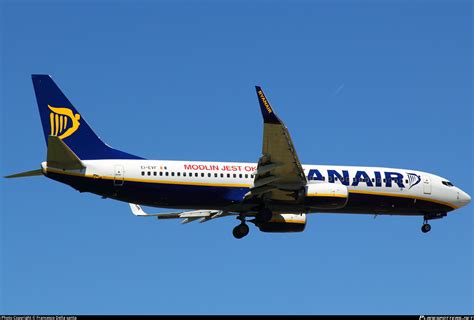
[256,213,306,233]
[305,183,348,209]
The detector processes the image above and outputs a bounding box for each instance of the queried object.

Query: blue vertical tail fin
[32,75,142,160]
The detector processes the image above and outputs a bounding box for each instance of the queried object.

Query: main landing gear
[232,209,273,239]
[232,216,250,239]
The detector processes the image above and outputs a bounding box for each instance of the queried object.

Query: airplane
[5,75,471,239]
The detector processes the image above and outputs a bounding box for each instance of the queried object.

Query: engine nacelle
[257,213,306,233]
[305,183,348,209]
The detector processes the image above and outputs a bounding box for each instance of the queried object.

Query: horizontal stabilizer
[5,169,43,178]
[47,135,85,170]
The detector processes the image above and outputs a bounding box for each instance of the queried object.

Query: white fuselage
[42,159,471,215]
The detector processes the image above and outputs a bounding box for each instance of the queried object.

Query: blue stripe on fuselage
[46,171,249,208]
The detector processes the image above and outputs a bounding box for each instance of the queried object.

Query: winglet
[129,203,148,216]
[255,86,281,124]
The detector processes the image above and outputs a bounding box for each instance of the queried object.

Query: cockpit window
[442,181,454,187]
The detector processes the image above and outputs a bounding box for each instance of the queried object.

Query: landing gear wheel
[256,209,272,223]
[421,223,431,233]
[232,223,249,239]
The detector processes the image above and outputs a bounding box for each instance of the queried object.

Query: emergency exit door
[114,165,124,186]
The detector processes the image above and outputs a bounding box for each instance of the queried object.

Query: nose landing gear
[421,222,431,233]
[421,212,447,234]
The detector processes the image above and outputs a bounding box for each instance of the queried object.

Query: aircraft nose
[458,190,471,206]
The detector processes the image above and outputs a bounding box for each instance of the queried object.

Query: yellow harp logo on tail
[48,105,81,139]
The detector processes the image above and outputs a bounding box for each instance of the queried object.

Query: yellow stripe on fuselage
[306,193,347,198]
[269,219,306,224]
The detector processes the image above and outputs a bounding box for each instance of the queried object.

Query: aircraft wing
[129,203,235,224]
[245,87,307,203]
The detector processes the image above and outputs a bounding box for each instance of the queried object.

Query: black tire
[239,223,249,237]
[232,226,243,239]
[233,224,249,239]
[421,223,431,233]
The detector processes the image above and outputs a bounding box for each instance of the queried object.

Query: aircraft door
[423,175,431,194]
[114,165,124,186]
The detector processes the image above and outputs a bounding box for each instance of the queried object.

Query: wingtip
[129,203,146,216]
[255,86,281,124]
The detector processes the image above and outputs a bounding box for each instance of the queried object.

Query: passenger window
[201,173,205,177]
[177,172,180,177]
[159,172,163,176]
[221,173,224,178]
[372,178,375,182]
[233,174,236,178]
[195,173,198,177]
[245,174,248,178]
[329,177,333,182]
[239,174,242,178]
[165,172,169,176]
[154,172,157,176]
[171,172,175,176]
[227,174,230,178]
[147,171,151,176]
[183,172,186,177]
[141,171,145,176]
[208,173,211,177]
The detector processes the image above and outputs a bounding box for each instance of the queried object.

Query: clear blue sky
[1,0,472,315]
